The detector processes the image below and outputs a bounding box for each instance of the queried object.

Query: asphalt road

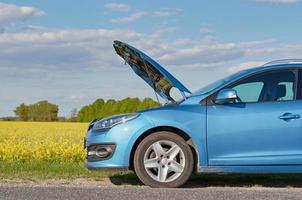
[1,184,302,200]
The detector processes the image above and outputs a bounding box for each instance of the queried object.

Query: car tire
[133,131,194,188]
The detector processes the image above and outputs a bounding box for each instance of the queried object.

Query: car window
[233,82,264,103]
[228,70,296,103]
[277,82,294,101]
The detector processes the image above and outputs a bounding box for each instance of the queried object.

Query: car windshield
[191,69,249,96]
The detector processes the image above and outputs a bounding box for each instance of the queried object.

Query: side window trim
[298,69,302,100]
[293,69,299,100]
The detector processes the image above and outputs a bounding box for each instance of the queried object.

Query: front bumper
[84,114,154,170]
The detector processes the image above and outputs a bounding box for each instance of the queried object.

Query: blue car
[84,41,302,188]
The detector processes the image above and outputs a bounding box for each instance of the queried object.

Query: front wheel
[133,131,194,188]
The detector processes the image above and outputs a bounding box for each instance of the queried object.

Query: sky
[1,0,302,117]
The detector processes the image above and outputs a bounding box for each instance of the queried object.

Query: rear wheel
[133,131,194,188]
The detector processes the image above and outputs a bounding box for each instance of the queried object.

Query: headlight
[93,113,140,131]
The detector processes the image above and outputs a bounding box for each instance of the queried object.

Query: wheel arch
[129,126,199,172]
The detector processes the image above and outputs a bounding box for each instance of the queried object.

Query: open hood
[113,41,191,102]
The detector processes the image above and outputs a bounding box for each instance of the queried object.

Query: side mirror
[215,89,237,104]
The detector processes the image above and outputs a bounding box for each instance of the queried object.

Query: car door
[207,68,302,166]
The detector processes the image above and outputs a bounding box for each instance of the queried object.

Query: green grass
[0,161,127,180]
[1,161,302,188]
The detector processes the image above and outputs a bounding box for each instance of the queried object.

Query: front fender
[140,105,207,166]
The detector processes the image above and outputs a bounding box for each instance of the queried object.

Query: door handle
[279,113,301,120]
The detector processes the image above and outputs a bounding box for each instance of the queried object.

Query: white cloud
[153,8,181,17]
[0,29,141,69]
[104,3,130,12]
[239,39,275,47]
[0,2,45,29]
[111,12,147,23]
[200,26,215,35]
[156,42,244,66]
[251,0,301,4]
[228,61,265,73]
[1,28,300,78]
[152,26,177,36]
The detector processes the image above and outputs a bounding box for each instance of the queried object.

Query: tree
[30,101,58,121]
[138,98,160,110]
[92,99,105,118]
[78,105,90,122]
[14,103,29,121]
[14,101,59,121]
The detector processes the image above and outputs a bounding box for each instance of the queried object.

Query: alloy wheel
[143,140,185,183]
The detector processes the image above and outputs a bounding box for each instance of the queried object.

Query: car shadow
[109,173,143,186]
[109,173,302,188]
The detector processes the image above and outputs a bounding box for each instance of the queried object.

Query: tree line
[77,97,159,122]
[12,98,160,122]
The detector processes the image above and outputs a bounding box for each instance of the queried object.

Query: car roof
[263,59,302,66]
[240,59,302,77]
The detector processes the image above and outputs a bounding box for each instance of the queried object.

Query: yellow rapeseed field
[0,121,88,163]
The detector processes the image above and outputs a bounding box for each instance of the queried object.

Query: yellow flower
[0,121,88,163]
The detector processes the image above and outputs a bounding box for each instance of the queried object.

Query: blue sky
[1,0,302,116]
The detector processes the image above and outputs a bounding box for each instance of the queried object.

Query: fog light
[95,147,112,158]
[87,143,116,162]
